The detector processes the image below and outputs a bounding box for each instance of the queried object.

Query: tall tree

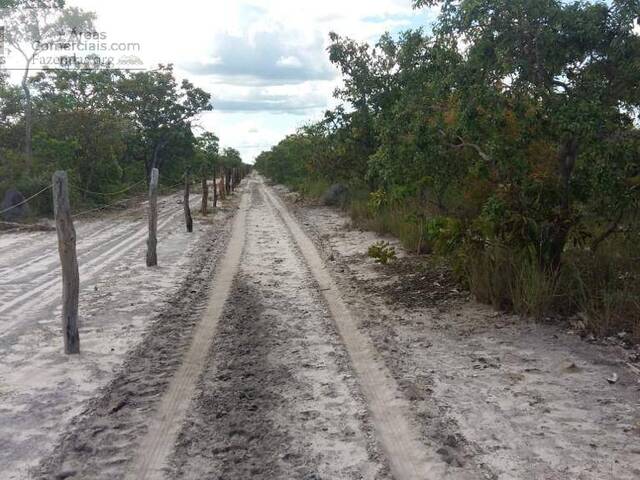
[1,0,94,164]
[116,64,212,177]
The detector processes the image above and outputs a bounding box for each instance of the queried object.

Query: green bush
[367,241,397,265]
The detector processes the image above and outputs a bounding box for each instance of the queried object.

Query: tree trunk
[546,137,580,270]
[22,71,33,166]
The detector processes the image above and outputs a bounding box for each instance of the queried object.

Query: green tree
[1,0,95,164]
[115,64,212,177]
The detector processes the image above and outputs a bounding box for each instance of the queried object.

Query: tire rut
[261,181,450,479]
[167,181,389,480]
[33,198,238,480]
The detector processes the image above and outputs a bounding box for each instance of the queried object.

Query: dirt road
[25,176,640,479]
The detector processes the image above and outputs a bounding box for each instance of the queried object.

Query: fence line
[71,192,150,219]
[70,179,188,219]
[69,178,147,197]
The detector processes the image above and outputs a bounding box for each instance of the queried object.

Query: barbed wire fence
[0,176,190,227]
[1,167,249,354]
[0,185,53,217]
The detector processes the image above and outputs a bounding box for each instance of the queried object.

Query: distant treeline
[0,1,247,217]
[256,0,640,340]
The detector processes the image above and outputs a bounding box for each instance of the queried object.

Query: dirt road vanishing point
[32,175,640,480]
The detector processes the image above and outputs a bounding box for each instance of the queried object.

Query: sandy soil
[168,183,389,479]
[9,175,640,480]
[35,178,399,480]
[0,190,234,479]
[283,186,640,480]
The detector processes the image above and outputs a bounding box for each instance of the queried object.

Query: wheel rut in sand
[261,179,450,479]
[38,176,450,479]
[126,193,249,480]
[167,181,388,480]
[33,197,239,480]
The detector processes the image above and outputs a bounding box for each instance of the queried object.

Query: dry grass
[293,181,640,343]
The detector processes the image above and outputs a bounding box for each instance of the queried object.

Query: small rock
[607,373,619,384]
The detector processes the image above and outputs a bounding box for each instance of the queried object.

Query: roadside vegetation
[0,1,246,221]
[255,0,640,341]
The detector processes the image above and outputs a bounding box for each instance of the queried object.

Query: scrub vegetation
[255,0,640,340]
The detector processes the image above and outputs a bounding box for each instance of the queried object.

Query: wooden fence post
[52,171,80,355]
[146,168,159,267]
[220,167,226,200]
[212,166,218,208]
[184,171,193,233]
[201,171,208,216]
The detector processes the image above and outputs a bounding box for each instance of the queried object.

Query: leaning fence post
[52,171,80,355]
[146,168,159,267]
[184,171,193,233]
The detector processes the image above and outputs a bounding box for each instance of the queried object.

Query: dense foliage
[0,1,246,216]
[256,0,640,338]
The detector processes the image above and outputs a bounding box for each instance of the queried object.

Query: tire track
[0,198,156,273]
[0,196,181,280]
[126,190,249,480]
[32,197,240,480]
[0,195,201,336]
[261,179,449,480]
[167,182,388,480]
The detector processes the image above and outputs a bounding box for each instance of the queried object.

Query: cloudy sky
[66,0,438,162]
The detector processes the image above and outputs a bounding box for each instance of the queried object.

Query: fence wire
[0,185,53,217]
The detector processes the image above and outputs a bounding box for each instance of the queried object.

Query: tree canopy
[0,4,244,214]
[256,0,640,328]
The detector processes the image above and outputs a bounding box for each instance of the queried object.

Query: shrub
[367,241,397,265]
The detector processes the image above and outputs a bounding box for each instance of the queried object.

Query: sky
[62,0,438,162]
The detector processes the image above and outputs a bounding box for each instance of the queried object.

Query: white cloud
[183,28,335,85]
[276,56,303,68]
[61,0,436,161]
